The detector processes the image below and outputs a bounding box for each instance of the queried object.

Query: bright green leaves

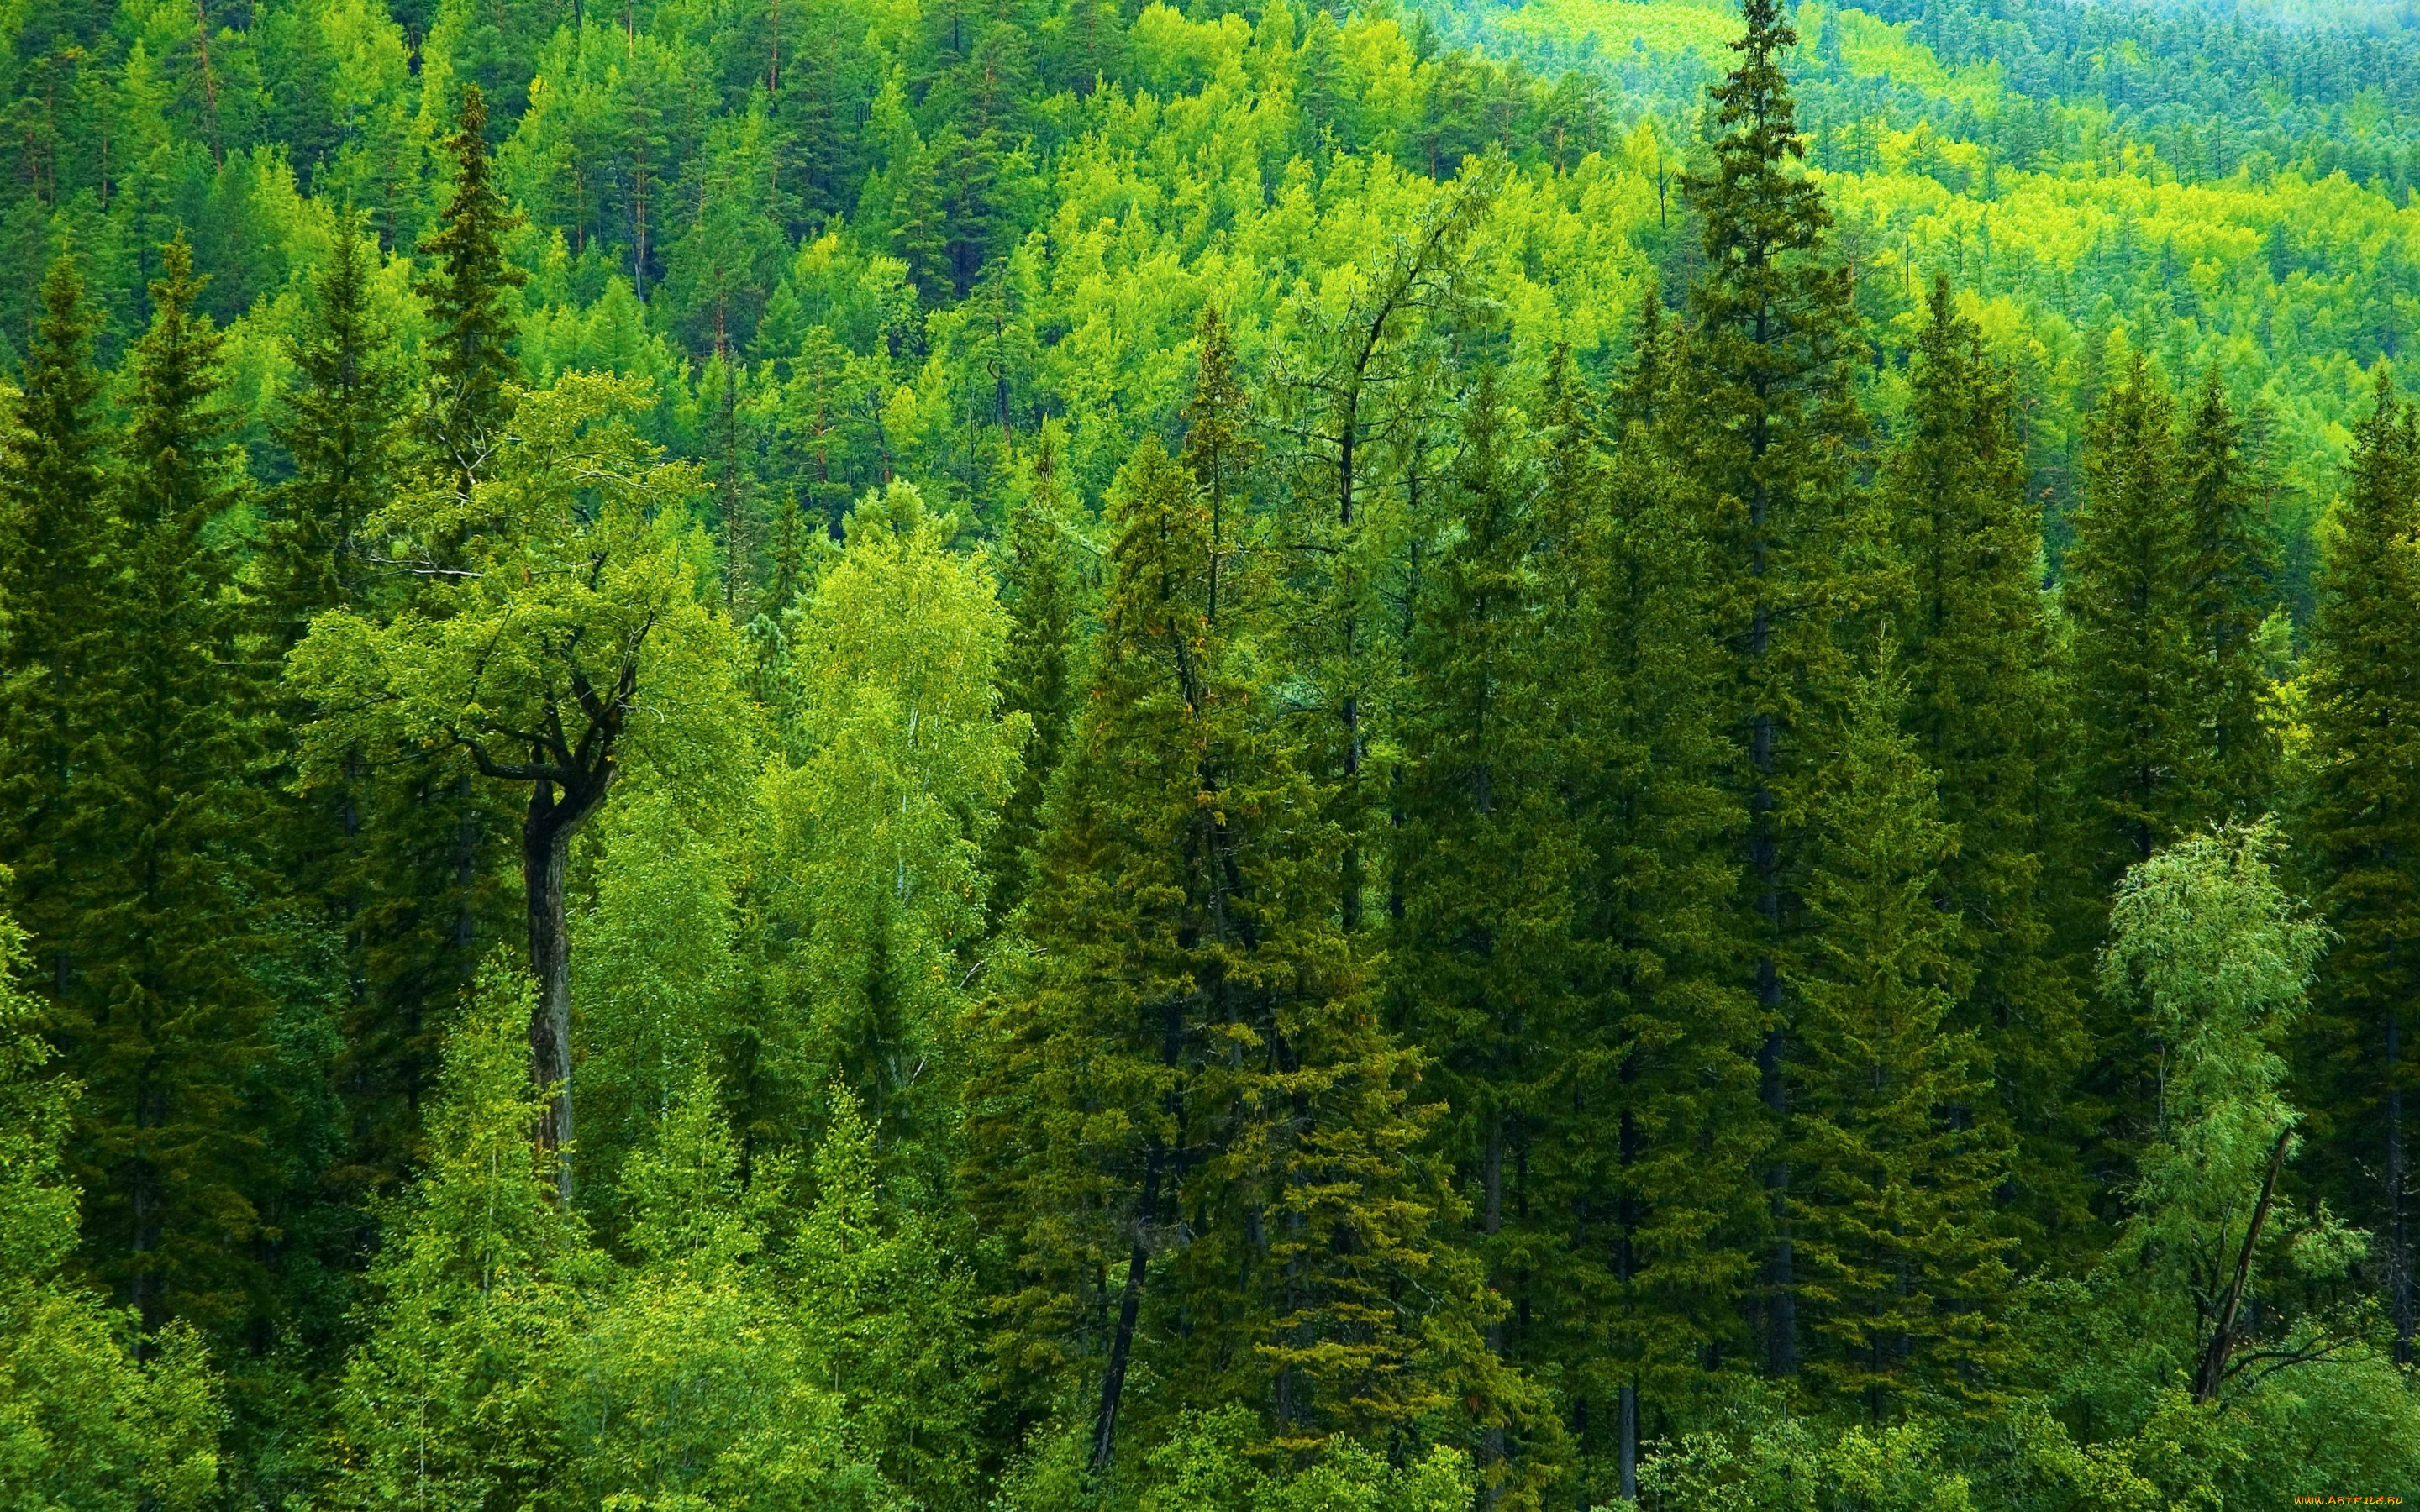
[292,373,739,794]
[760,479,1023,1163]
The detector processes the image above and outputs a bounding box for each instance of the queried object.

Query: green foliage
[419,84,528,495]
[0,890,225,1512]
[73,231,269,1337]
[760,477,1022,1168]
[329,958,591,1510]
[2296,371,2420,1359]
[1678,0,1869,1382]
[1877,278,2084,1259]
[1787,640,2013,1416]
[10,1,2420,1505]
[2101,823,2360,1404]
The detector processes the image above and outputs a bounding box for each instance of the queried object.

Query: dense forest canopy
[3,0,2419,1504]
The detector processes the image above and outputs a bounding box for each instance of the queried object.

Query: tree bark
[1092,1137,1165,1473]
[521,766,612,1201]
[2193,1126,2290,1404]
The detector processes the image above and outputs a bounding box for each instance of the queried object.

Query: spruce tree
[253,214,415,1350]
[393,83,529,1163]
[418,85,525,498]
[1557,308,1764,1500]
[1786,641,2012,1420]
[967,354,1522,1478]
[1678,0,1865,1378]
[2065,354,2198,887]
[0,256,113,1011]
[2176,364,2280,823]
[260,214,406,648]
[2298,371,2420,1363]
[984,428,1085,929]
[1879,278,2085,1257]
[74,234,267,1336]
[2064,355,2201,1193]
[1388,364,1581,1489]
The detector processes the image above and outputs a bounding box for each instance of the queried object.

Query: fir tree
[418,85,526,498]
[968,369,1521,1477]
[2298,371,2420,1363]
[2176,364,2280,822]
[397,84,530,1109]
[250,213,416,1377]
[75,234,267,1336]
[1679,0,1866,1378]
[1786,639,2012,1420]
[0,887,224,1512]
[1880,278,2085,1257]
[2065,355,2201,1195]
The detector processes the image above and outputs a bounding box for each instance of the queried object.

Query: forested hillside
[2,0,2418,1504]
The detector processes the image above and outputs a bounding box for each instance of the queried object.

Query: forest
[2,0,2419,1504]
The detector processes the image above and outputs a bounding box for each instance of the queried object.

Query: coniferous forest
[6,0,2420,1503]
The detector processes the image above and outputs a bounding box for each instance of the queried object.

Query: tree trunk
[2193,1126,2290,1404]
[523,770,610,1202]
[1092,1137,1165,1473]
[2390,1005,2412,1364]
[1618,1382,1639,1501]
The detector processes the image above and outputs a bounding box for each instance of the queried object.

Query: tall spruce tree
[984,428,1086,929]
[251,214,416,1357]
[260,214,407,648]
[1786,641,2012,1420]
[967,345,1523,1480]
[1388,365,1579,1487]
[2064,355,2202,1193]
[0,257,113,1016]
[1679,0,1866,1378]
[2066,354,2198,887]
[1554,312,1764,1501]
[387,84,529,1163]
[2177,364,2281,823]
[1880,278,2085,1257]
[74,234,267,1336]
[2299,371,2420,1363]
[418,85,526,500]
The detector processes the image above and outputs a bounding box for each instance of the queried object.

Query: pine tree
[74,234,267,1336]
[2176,364,2280,823]
[418,85,525,498]
[0,256,113,1016]
[985,428,1085,929]
[2298,371,2420,1363]
[1678,0,1866,1378]
[1787,640,2012,1420]
[1879,278,2086,1258]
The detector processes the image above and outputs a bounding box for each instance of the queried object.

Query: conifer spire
[419,85,527,495]
[1789,636,2013,1418]
[2299,370,2420,1364]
